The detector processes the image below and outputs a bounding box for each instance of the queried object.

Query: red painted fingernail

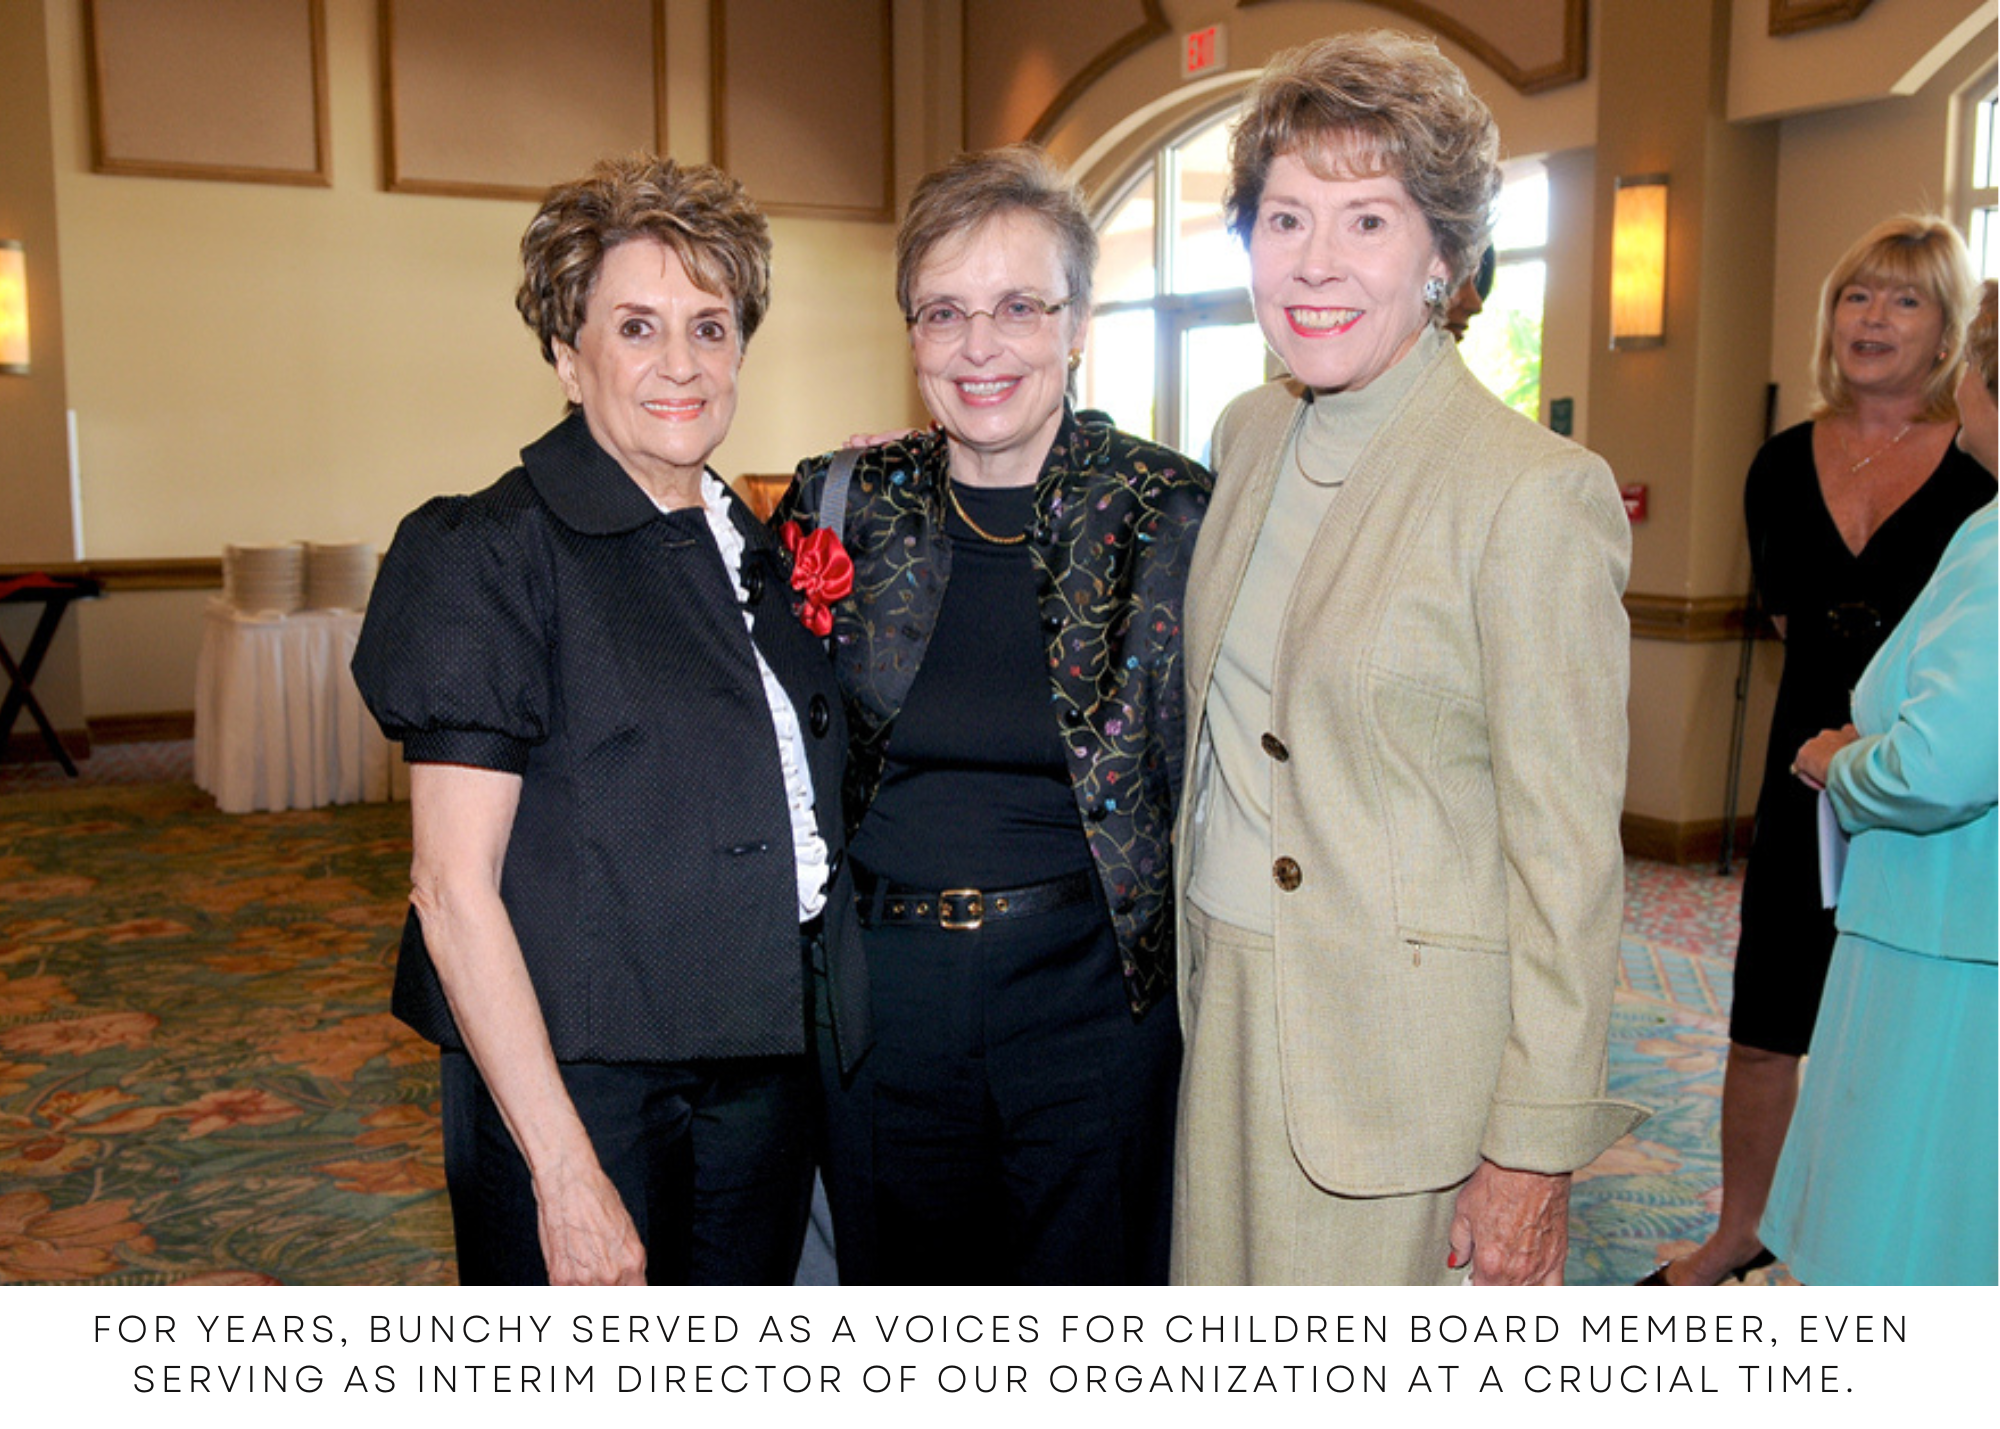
[1445,1249,1464,1270]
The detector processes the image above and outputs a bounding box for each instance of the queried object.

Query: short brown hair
[895,145,1096,333]
[1810,215,1976,422]
[516,154,772,364]
[1969,279,1998,402]
[1224,30,1500,294]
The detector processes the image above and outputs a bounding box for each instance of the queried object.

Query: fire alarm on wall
[1621,484,1648,522]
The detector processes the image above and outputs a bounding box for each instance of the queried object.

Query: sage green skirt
[1171,903,1465,1286]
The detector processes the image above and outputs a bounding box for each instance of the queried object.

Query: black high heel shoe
[1636,1248,1775,1286]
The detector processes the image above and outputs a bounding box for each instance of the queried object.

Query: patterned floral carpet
[0,767,1771,1286]
[0,780,451,1284]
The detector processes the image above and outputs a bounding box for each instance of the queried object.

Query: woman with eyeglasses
[775,144,1210,1284]
[1643,217,1992,1286]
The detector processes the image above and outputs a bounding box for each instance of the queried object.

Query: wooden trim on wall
[4,729,91,765]
[84,0,331,187]
[1768,0,1874,38]
[89,712,195,744]
[1018,2,1174,145]
[1237,0,1589,95]
[32,558,222,593]
[1621,812,1757,868]
[1623,592,1763,643]
[712,0,896,220]
[381,0,666,202]
[63,564,1771,640]
[6,716,195,762]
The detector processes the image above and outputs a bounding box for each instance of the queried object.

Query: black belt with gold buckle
[855,868,1097,932]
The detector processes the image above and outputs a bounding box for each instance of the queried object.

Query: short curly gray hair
[516,154,772,365]
[1224,31,1500,296]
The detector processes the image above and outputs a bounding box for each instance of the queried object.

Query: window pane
[1098,172,1157,304]
[1458,258,1544,420]
[1170,116,1245,295]
[1976,92,1996,190]
[1973,206,1999,282]
[1491,163,1548,252]
[1180,321,1267,461]
[1082,308,1156,439]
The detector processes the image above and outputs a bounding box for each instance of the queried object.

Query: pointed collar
[517,408,773,550]
[518,409,682,536]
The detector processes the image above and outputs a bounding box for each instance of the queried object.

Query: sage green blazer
[1176,337,1647,1196]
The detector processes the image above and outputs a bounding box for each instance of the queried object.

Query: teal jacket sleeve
[1827,511,1998,837]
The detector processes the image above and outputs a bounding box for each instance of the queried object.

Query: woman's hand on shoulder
[843,428,918,450]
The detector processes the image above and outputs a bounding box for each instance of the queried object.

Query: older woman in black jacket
[354,155,862,1285]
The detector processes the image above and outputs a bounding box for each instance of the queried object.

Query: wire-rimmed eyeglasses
[906,293,1075,344]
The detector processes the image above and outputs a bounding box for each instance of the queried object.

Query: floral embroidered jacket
[776,409,1210,1015]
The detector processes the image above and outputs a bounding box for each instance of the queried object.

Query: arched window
[1081,108,1552,457]
[1083,110,1262,462]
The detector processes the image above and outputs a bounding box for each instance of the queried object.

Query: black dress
[1731,421,1994,1055]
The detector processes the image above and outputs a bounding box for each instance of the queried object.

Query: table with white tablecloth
[194,600,407,814]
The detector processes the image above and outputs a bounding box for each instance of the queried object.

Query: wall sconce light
[1610,175,1668,350]
[0,240,29,374]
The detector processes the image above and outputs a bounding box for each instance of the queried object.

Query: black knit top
[849,480,1095,890]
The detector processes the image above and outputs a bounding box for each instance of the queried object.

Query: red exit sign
[1182,24,1228,79]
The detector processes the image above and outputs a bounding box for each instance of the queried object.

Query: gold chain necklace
[947,481,1029,545]
[1841,421,1914,474]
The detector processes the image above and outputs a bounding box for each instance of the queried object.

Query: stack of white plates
[224,542,305,615]
[305,541,377,611]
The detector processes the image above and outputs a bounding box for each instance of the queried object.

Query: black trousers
[819,893,1179,1285]
[440,1048,815,1286]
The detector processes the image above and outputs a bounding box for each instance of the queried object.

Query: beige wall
[70,588,208,723]
[48,0,924,554]
[1729,0,1994,121]
[1627,637,1784,833]
[41,0,926,716]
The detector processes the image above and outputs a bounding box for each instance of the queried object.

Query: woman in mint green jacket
[1764,280,1998,1285]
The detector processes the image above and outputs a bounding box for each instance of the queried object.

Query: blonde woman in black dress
[1644,216,1991,1286]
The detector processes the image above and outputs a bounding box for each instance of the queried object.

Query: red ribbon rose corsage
[778,521,854,638]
